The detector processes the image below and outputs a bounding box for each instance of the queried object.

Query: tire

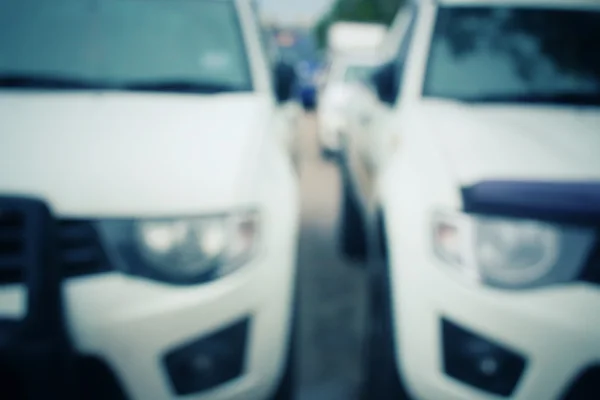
[361,214,412,400]
[320,147,337,161]
[270,339,295,400]
[338,162,367,261]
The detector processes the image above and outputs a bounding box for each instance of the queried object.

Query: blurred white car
[327,22,387,59]
[340,0,600,399]
[341,5,414,168]
[0,1,301,399]
[316,54,380,158]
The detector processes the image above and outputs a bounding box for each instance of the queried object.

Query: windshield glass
[344,65,376,83]
[423,6,600,105]
[0,0,252,92]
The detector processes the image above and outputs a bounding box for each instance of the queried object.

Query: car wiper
[458,92,600,106]
[120,80,247,94]
[0,73,108,90]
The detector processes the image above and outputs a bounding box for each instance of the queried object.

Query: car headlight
[431,211,594,289]
[97,210,260,285]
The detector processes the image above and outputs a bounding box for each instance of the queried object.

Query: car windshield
[0,0,252,93]
[344,65,376,83]
[423,6,600,106]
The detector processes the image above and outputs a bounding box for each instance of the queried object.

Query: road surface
[295,113,367,400]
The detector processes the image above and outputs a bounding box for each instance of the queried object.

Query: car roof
[336,53,382,66]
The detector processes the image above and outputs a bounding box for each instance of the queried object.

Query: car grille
[0,207,112,284]
[580,238,600,286]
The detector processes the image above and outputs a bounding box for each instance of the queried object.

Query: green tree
[315,0,406,48]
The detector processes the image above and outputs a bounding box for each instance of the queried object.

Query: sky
[259,0,333,25]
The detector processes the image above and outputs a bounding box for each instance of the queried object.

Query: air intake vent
[57,219,112,279]
[0,211,111,284]
[0,208,27,283]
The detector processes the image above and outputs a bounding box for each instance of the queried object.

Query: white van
[327,22,387,58]
[0,1,301,399]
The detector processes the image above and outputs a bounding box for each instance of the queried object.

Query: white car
[341,7,413,167]
[0,1,300,400]
[340,0,600,399]
[316,54,380,158]
[327,22,387,59]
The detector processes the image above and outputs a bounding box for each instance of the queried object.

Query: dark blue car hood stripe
[461,181,600,226]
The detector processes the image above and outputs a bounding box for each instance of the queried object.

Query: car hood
[0,91,270,217]
[415,99,600,187]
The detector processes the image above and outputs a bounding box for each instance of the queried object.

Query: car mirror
[370,61,398,105]
[274,61,297,103]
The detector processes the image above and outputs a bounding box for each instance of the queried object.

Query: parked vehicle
[341,5,414,169]
[320,21,387,101]
[0,1,300,400]
[317,54,380,158]
[339,0,600,399]
[327,22,387,60]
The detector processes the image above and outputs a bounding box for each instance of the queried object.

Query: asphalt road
[295,113,368,400]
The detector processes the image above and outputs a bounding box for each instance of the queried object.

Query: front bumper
[0,201,298,400]
[387,219,600,399]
